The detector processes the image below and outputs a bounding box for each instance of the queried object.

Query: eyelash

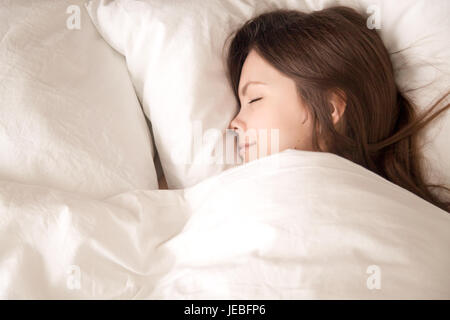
[249,97,262,104]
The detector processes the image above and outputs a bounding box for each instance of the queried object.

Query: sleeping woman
[225,6,450,212]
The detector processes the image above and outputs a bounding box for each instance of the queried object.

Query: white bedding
[0,0,158,198]
[1,150,449,299]
[1,0,449,300]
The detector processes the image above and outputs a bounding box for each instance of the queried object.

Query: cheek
[238,105,274,133]
[275,103,314,151]
[252,107,277,128]
[242,101,314,154]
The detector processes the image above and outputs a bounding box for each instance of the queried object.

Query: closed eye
[249,97,262,104]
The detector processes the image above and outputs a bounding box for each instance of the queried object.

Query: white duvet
[1,150,449,299]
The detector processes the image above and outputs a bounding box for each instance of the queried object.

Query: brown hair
[225,6,450,212]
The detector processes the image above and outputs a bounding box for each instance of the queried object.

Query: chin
[240,144,277,163]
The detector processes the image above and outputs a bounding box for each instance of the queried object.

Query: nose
[228,114,244,133]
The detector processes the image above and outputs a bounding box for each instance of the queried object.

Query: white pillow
[86,0,450,190]
[0,0,158,198]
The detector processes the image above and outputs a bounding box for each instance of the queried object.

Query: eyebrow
[239,81,267,98]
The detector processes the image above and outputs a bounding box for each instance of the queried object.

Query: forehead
[239,49,295,93]
[240,50,272,83]
[239,49,291,92]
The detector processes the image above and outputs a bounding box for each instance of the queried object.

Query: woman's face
[229,49,315,163]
